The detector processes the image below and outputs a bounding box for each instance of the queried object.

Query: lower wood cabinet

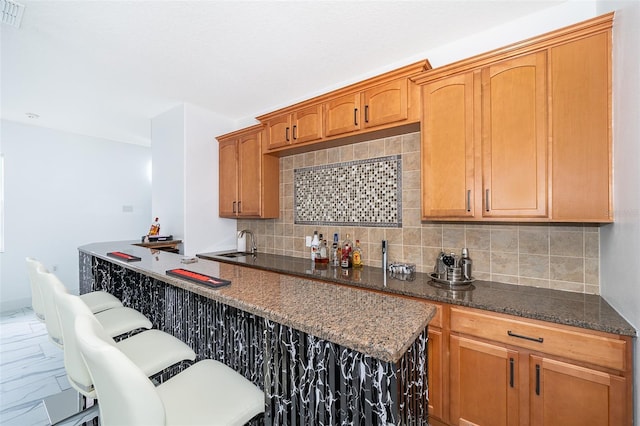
[427,303,632,426]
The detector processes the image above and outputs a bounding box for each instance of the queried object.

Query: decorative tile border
[294,155,402,227]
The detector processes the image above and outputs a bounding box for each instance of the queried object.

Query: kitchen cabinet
[257,60,430,154]
[447,306,630,426]
[264,104,323,150]
[414,13,612,223]
[420,51,547,221]
[550,31,612,222]
[218,125,279,218]
[427,304,445,423]
[325,79,410,138]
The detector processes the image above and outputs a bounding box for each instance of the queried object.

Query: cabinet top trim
[412,12,613,85]
[216,123,264,142]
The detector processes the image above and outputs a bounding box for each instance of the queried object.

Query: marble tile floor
[0,307,88,426]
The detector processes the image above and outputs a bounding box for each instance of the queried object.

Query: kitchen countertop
[197,250,636,337]
[79,241,437,363]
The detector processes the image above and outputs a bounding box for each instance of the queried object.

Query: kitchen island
[79,241,437,425]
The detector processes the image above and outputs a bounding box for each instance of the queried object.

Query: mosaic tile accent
[294,155,402,227]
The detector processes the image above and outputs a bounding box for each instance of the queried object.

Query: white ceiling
[1,0,568,146]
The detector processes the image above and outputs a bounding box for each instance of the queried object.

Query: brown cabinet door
[265,113,292,150]
[218,140,239,217]
[551,32,611,222]
[293,104,323,144]
[482,51,548,218]
[237,132,262,217]
[428,328,444,422]
[421,72,476,218]
[324,93,361,137]
[363,79,408,128]
[529,355,627,426]
[450,335,520,426]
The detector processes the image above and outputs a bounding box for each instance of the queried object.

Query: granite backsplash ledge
[238,131,602,295]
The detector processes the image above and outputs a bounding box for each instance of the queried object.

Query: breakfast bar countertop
[196,250,637,337]
[79,241,437,363]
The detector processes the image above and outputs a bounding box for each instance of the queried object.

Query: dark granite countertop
[79,242,437,363]
[196,251,636,337]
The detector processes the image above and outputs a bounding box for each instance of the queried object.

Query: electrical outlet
[122,205,134,213]
[305,236,312,247]
[52,265,58,272]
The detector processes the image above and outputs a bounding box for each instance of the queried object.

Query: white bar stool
[55,291,196,398]
[76,313,265,426]
[37,266,152,347]
[27,257,123,317]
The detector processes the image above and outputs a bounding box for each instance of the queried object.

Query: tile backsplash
[238,131,601,295]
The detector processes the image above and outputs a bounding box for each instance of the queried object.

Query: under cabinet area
[264,103,323,150]
[217,125,279,218]
[429,304,632,426]
[414,13,613,223]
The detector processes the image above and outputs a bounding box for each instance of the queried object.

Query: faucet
[239,230,257,255]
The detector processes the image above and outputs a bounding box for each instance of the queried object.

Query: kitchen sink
[217,251,254,258]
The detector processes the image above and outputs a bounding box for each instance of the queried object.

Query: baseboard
[0,297,32,315]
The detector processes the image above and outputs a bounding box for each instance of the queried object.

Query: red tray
[166,268,231,288]
[107,252,141,262]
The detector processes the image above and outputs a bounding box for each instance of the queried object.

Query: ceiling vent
[1,0,25,28]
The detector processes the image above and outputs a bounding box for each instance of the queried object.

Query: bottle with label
[317,235,329,263]
[330,233,340,267]
[310,231,319,261]
[352,240,363,268]
[148,217,160,236]
[341,234,353,268]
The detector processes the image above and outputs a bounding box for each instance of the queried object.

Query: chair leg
[41,388,98,425]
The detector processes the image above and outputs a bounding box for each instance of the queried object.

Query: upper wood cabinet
[550,31,612,222]
[420,51,547,221]
[258,60,430,153]
[482,51,548,219]
[325,79,410,138]
[414,13,612,223]
[265,104,323,150]
[217,126,279,218]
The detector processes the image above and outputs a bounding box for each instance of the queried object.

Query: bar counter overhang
[79,241,436,425]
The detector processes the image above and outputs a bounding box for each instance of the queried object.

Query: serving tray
[429,272,475,287]
[166,268,231,288]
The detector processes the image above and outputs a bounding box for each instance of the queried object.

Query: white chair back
[55,291,118,398]
[75,314,166,426]
[25,257,46,320]
[37,266,67,348]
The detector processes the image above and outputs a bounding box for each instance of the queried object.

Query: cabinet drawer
[450,307,626,371]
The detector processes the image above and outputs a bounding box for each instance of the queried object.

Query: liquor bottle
[148,217,160,236]
[310,231,319,261]
[317,235,329,263]
[352,240,363,268]
[341,234,353,268]
[330,233,340,267]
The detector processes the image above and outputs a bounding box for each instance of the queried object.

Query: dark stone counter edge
[197,251,637,338]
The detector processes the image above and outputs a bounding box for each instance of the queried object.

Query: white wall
[183,103,238,255]
[150,105,186,240]
[597,0,640,422]
[151,103,239,256]
[0,120,151,311]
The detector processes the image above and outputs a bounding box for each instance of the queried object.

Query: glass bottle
[341,234,353,268]
[352,240,363,268]
[331,233,340,267]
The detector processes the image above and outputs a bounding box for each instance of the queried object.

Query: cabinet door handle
[285,127,290,142]
[364,105,369,123]
[466,190,471,212]
[509,357,514,388]
[535,364,541,395]
[354,108,358,126]
[292,125,297,140]
[507,330,544,343]
[237,201,241,213]
[232,201,237,214]
[485,189,490,212]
